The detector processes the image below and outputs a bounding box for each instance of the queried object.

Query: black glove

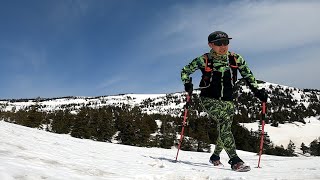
[184,82,193,95]
[254,88,268,102]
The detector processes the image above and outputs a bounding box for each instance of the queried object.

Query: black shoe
[228,156,243,165]
[231,162,251,172]
[209,154,223,166]
[209,159,223,166]
[228,156,250,172]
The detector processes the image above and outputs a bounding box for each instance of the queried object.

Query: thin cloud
[50,0,90,20]
[140,0,320,57]
[48,0,113,32]
[4,42,47,71]
[254,45,320,89]
[1,1,319,98]
[133,0,320,92]
[227,1,320,53]
[96,76,128,94]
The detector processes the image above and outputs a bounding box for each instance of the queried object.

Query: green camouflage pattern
[181,50,258,90]
[200,96,237,159]
[181,49,260,159]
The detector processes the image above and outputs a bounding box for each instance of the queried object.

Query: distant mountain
[1,80,320,154]
[1,79,320,122]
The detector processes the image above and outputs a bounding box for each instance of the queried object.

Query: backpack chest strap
[202,52,239,85]
[203,52,238,71]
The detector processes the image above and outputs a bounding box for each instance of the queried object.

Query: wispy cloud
[135,0,320,90]
[140,0,320,56]
[254,46,320,89]
[226,1,320,53]
[47,0,113,33]
[3,42,47,71]
[1,0,319,98]
[50,0,91,21]
[95,76,128,94]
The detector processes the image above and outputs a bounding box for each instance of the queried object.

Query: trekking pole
[257,101,266,168]
[175,92,191,161]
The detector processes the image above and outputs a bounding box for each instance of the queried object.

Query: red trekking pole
[257,101,266,168]
[175,93,191,161]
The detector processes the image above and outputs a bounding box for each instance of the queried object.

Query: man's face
[209,39,229,55]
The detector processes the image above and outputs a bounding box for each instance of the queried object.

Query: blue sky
[1,0,320,99]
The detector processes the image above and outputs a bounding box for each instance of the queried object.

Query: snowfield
[1,121,320,180]
[242,116,320,148]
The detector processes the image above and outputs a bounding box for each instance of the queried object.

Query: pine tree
[159,115,176,149]
[309,138,320,156]
[22,105,44,128]
[71,107,91,139]
[51,110,73,134]
[287,140,296,156]
[94,107,117,142]
[300,142,309,154]
[187,116,211,152]
[114,107,136,145]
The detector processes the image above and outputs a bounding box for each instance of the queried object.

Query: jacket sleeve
[235,54,259,91]
[181,56,205,84]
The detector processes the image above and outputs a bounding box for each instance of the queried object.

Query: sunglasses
[212,39,229,46]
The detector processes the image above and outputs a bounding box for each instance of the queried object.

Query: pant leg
[200,97,237,158]
[218,112,237,159]
[213,124,224,155]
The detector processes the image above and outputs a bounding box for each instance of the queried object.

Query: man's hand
[254,88,268,102]
[184,82,193,96]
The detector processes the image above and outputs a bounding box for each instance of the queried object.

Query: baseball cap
[208,31,232,43]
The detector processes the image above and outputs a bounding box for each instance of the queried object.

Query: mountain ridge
[1,80,319,152]
[1,80,319,116]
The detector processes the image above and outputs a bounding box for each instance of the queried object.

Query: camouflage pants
[200,97,237,159]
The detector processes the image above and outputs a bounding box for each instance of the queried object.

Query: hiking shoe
[209,154,223,166]
[228,156,250,172]
[209,159,223,166]
[231,162,251,172]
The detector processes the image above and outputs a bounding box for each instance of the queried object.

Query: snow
[1,121,320,180]
[0,94,168,112]
[242,116,320,148]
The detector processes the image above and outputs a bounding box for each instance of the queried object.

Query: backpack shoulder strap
[203,53,212,72]
[228,52,239,84]
[228,52,238,69]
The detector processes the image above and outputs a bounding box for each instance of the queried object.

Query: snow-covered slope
[242,116,320,148]
[0,121,319,180]
[1,81,320,148]
[0,81,319,114]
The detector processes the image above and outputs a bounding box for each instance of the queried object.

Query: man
[180,31,268,171]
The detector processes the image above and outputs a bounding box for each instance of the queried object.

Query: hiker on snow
[180,31,268,171]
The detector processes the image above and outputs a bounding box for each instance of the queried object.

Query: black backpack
[200,52,239,88]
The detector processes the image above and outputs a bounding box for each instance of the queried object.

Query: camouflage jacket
[181,50,259,101]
